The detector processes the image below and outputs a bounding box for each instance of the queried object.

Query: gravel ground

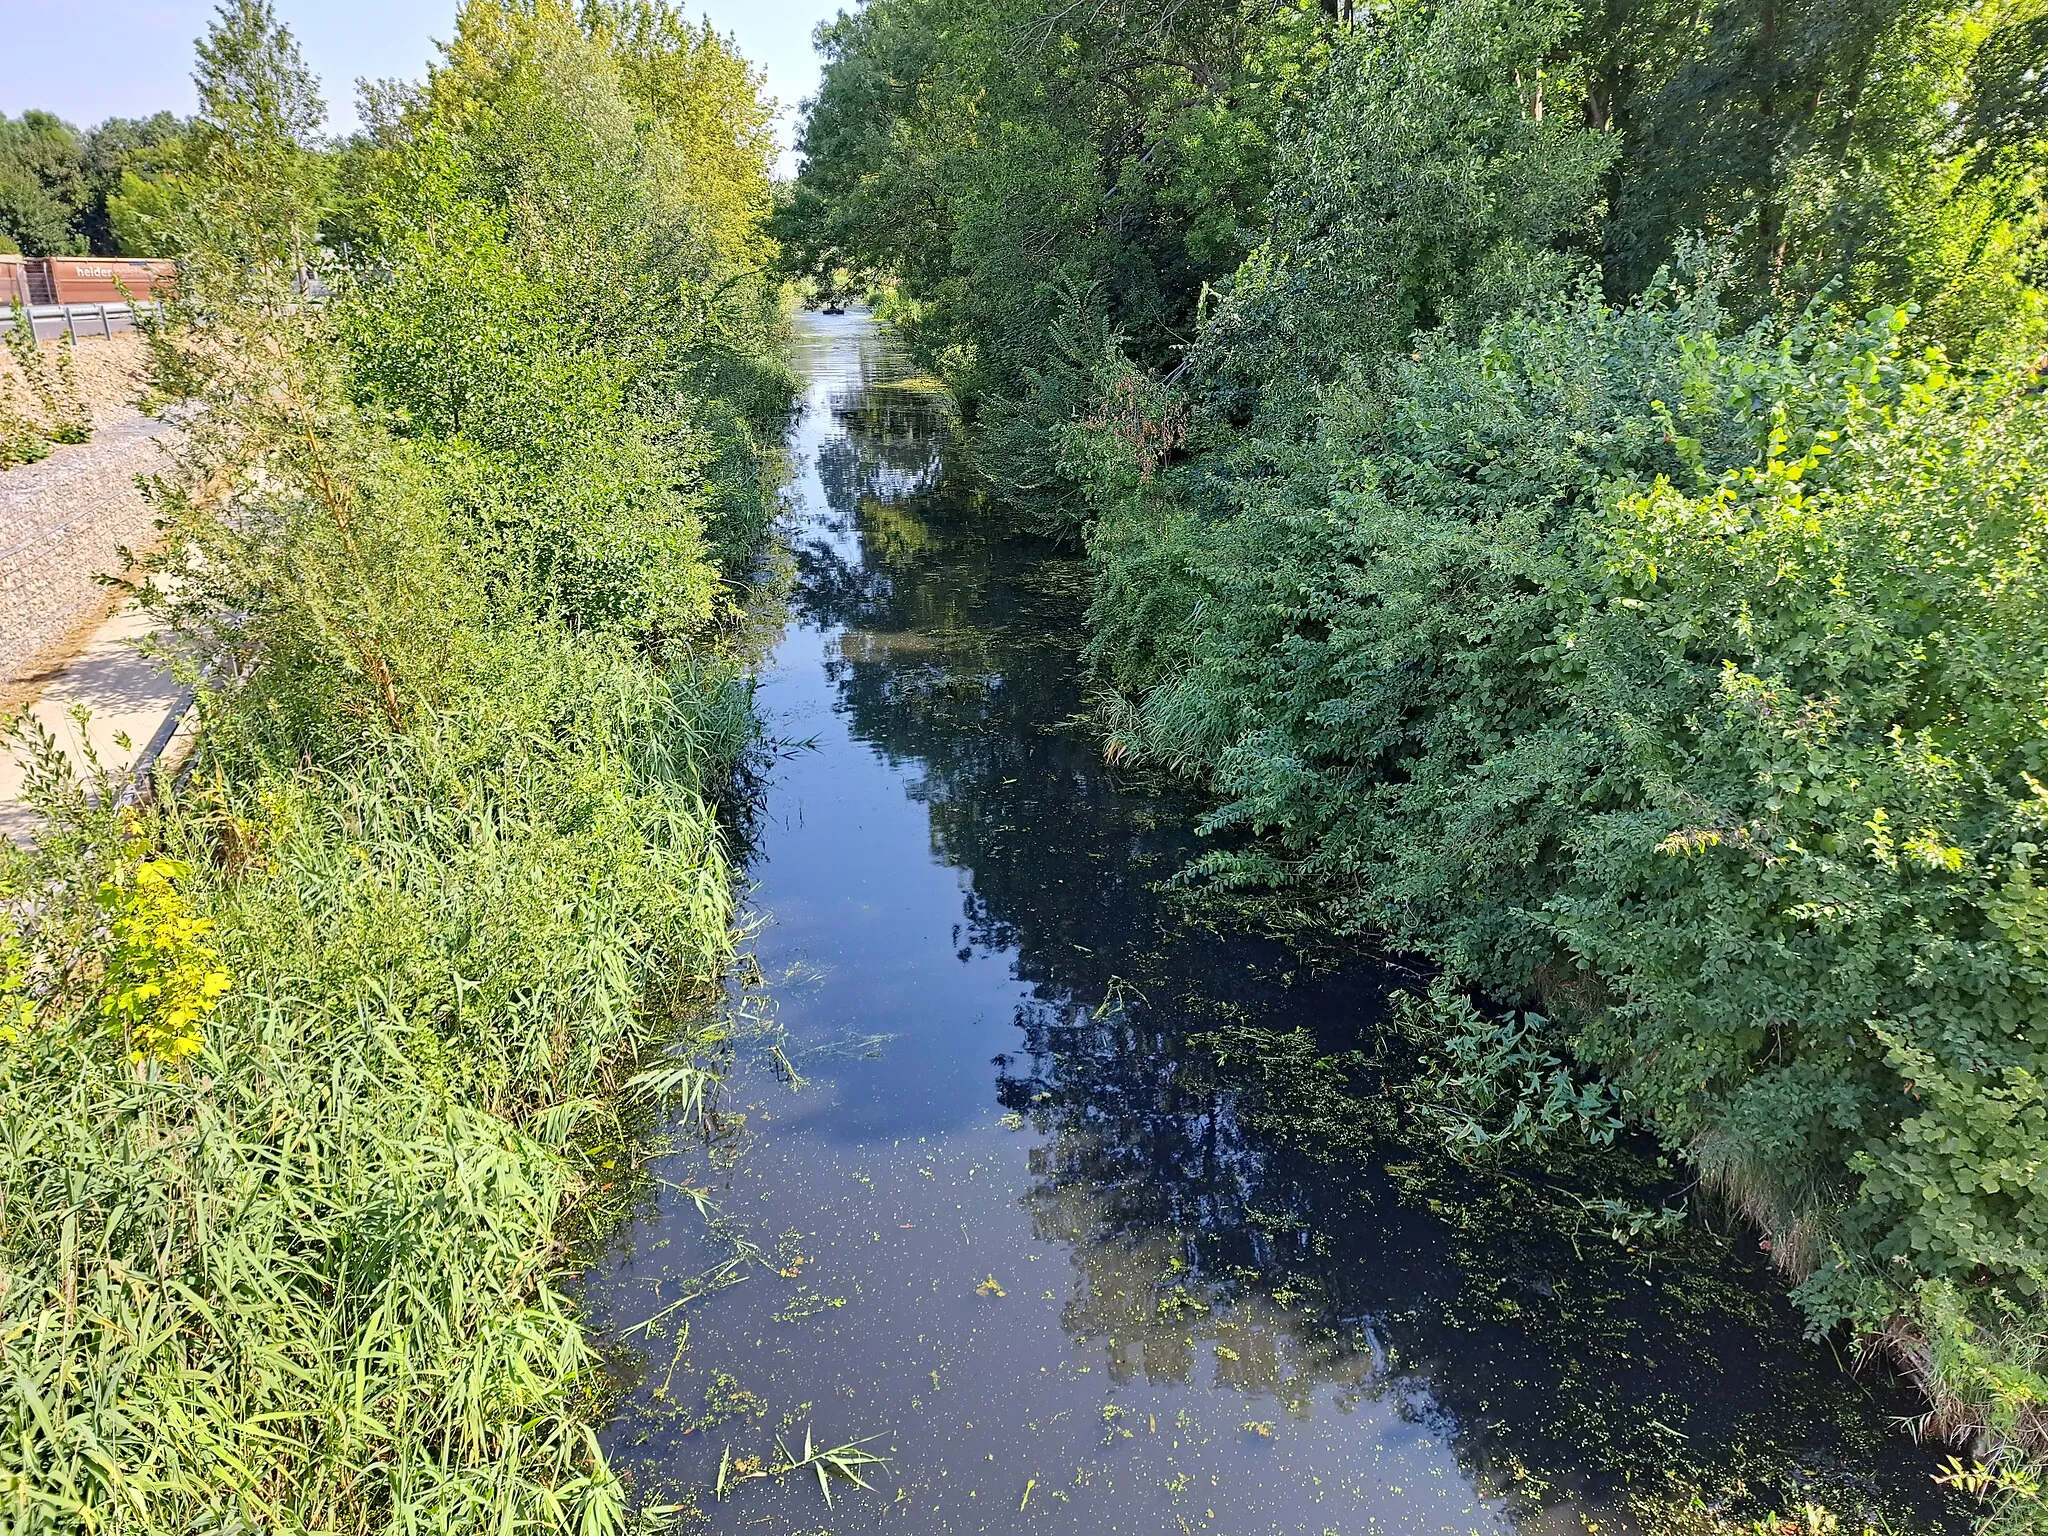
[3,328,153,431]
[0,333,175,704]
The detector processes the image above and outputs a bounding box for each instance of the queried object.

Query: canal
[578,311,1962,1536]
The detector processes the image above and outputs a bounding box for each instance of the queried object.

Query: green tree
[178,0,328,275]
[105,167,191,256]
[1195,0,1617,431]
[0,110,85,254]
[781,0,1333,524]
[589,0,778,273]
[1589,0,2047,360]
[333,0,780,638]
[77,111,190,252]
[135,0,465,750]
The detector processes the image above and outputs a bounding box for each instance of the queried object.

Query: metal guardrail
[11,301,164,343]
[113,685,198,811]
[114,653,250,812]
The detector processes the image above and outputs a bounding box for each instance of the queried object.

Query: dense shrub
[1007,0,2048,1476]
[1563,327,2048,1398]
[1080,267,2048,1454]
[1085,273,1755,976]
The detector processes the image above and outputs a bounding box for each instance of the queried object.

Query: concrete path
[0,599,193,843]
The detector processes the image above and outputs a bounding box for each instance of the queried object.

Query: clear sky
[0,0,841,171]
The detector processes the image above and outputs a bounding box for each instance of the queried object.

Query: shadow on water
[577,312,1968,1536]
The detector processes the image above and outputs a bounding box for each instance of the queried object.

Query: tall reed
[0,642,747,1532]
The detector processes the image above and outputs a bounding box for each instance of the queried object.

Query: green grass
[715,1426,891,1509]
[0,637,747,1533]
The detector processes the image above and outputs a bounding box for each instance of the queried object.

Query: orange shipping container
[39,258,176,304]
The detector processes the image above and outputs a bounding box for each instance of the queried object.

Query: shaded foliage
[779,0,1334,526]
[792,0,2045,535]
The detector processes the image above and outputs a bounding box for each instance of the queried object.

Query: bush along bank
[1082,284,2048,1467]
[785,0,2048,1513]
[1063,17,2048,1518]
[0,2,787,1530]
[0,312,92,468]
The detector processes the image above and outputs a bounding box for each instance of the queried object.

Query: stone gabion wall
[0,413,171,686]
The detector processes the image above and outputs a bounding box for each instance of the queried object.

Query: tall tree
[781,0,1334,525]
[1197,0,1616,429]
[77,112,190,252]
[589,0,778,273]
[1591,0,2046,358]
[0,111,85,254]
[179,0,329,279]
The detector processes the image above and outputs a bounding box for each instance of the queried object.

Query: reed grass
[0,2,792,1524]
[0,639,747,1534]
[715,1427,890,1508]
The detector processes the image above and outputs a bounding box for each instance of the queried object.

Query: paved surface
[0,599,192,843]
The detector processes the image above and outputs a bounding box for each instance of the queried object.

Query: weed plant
[0,302,92,467]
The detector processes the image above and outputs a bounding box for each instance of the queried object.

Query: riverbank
[0,642,746,1527]
[0,3,786,1529]
[783,5,2048,1503]
[0,332,172,708]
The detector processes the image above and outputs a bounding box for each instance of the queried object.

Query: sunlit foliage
[0,109,190,255]
[0,0,783,1528]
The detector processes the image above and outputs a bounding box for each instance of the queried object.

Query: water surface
[580,312,1962,1536]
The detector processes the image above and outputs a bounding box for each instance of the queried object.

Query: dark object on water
[822,303,847,315]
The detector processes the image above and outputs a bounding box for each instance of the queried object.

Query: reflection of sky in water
[575,313,1962,1536]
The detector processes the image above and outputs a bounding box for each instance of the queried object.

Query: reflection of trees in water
[999,987,1932,1521]
[813,372,953,513]
[793,437,958,633]
[783,355,1961,1531]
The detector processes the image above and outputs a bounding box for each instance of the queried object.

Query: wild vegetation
[0,1,785,1529]
[0,306,91,465]
[785,0,2048,1511]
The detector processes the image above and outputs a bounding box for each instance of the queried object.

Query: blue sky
[0,0,841,171]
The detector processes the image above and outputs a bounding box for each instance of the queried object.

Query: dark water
[579,312,1963,1536]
